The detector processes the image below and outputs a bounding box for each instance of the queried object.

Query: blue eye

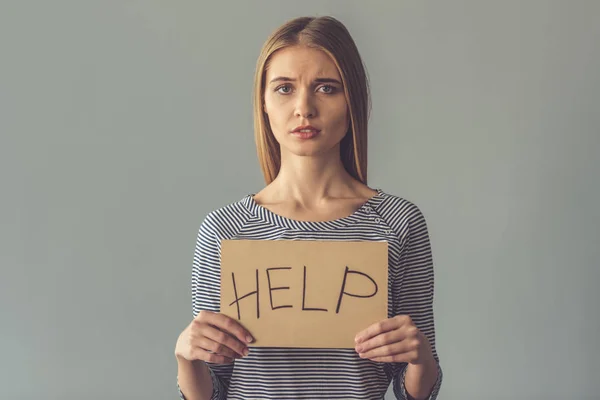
[276,85,292,94]
[319,85,335,94]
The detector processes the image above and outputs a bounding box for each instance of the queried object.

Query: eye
[275,84,292,94]
[318,85,337,94]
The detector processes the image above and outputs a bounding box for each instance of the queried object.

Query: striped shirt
[178,189,443,399]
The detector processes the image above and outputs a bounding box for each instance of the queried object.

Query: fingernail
[355,336,363,343]
[243,348,250,357]
[246,335,254,343]
[356,346,363,353]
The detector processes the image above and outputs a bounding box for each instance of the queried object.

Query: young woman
[175,16,442,400]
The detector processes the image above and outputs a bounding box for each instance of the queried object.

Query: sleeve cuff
[207,366,225,400]
[177,382,185,400]
[393,362,443,400]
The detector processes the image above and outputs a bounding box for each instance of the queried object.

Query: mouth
[291,129,320,139]
[291,125,321,140]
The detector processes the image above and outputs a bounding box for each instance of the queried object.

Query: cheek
[264,93,278,115]
[328,103,349,133]
[264,97,291,131]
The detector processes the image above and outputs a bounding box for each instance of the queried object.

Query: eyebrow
[268,76,342,85]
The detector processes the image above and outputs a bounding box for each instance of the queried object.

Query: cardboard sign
[220,240,388,348]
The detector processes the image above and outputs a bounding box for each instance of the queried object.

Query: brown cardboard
[220,240,388,348]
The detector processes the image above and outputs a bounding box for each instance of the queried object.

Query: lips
[291,125,321,139]
[292,130,319,139]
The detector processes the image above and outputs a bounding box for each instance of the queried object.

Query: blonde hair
[253,16,371,184]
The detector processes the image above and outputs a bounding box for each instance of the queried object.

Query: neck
[272,147,355,206]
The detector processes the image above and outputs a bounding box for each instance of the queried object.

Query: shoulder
[376,191,428,222]
[374,190,430,239]
[197,195,255,240]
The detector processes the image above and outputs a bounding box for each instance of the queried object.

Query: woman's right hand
[175,310,254,364]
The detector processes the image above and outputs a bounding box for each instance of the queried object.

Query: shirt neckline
[241,188,386,231]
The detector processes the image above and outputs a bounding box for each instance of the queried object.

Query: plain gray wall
[1,1,599,399]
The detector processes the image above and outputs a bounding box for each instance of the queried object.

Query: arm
[392,204,443,400]
[176,356,213,400]
[177,215,234,400]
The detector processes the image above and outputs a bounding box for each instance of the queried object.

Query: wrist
[411,334,436,367]
[404,356,438,400]
[175,354,206,368]
[413,352,436,368]
[175,352,188,363]
[406,353,437,383]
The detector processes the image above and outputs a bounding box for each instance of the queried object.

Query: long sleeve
[178,214,234,400]
[391,204,443,400]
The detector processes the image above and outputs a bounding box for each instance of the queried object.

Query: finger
[370,352,413,363]
[202,325,249,358]
[355,317,405,345]
[202,311,254,345]
[365,354,406,363]
[195,336,240,360]
[355,329,407,354]
[192,346,234,364]
[359,339,414,360]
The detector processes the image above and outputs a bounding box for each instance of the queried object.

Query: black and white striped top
[178,189,443,399]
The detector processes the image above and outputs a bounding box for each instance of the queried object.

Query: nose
[294,89,317,119]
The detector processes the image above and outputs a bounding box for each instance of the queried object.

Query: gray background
[1,1,599,399]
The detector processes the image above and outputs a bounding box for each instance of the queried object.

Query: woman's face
[263,45,349,158]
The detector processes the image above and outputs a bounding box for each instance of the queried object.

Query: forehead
[265,45,341,80]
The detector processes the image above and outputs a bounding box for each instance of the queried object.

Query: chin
[281,141,340,158]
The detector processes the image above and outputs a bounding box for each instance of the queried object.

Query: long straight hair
[252,16,371,184]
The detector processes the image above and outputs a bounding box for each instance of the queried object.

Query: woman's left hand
[354,315,433,364]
